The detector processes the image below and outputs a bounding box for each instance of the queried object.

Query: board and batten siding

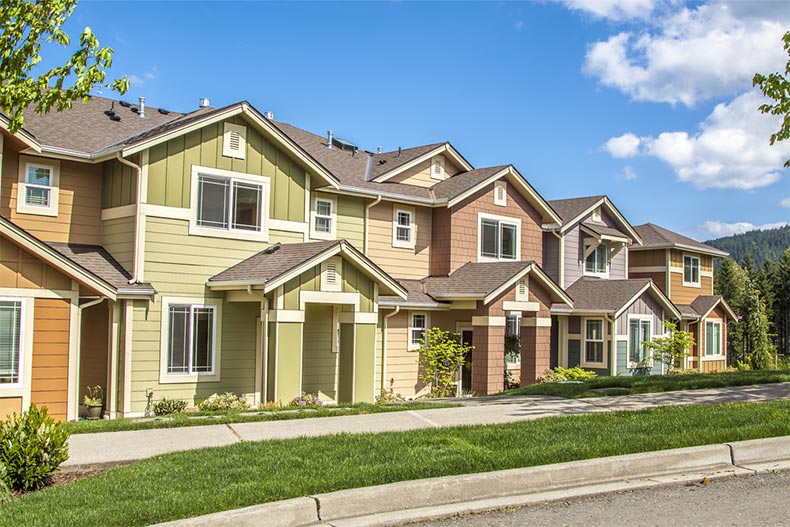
[615,294,664,336]
[146,116,306,223]
[336,195,364,251]
[542,234,560,285]
[102,157,137,209]
[1,149,102,245]
[367,201,431,279]
[0,237,72,291]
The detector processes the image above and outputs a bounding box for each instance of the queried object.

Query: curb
[151,435,790,527]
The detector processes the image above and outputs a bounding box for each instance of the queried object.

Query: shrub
[290,392,323,407]
[376,388,405,405]
[152,398,188,416]
[197,393,250,412]
[0,405,70,491]
[0,465,13,505]
[539,366,597,383]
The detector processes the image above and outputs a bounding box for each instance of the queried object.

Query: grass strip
[64,402,454,435]
[505,370,790,399]
[3,399,789,527]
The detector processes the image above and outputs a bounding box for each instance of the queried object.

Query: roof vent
[110,114,121,122]
[333,137,357,151]
[263,243,281,254]
[138,97,146,118]
[327,130,334,149]
[119,100,131,108]
[264,111,274,120]
[199,97,210,108]
[377,146,383,154]
[158,108,170,115]
[131,107,139,113]
[398,147,402,157]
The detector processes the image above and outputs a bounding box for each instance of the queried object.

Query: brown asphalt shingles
[633,223,728,255]
[564,277,652,312]
[209,240,341,283]
[47,242,154,292]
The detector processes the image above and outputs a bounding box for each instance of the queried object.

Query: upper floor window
[409,313,428,349]
[311,196,336,240]
[683,255,700,286]
[0,299,23,386]
[705,320,722,356]
[392,208,415,249]
[190,166,270,242]
[585,244,608,274]
[16,157,60,217]
[431,156,445,180]
[480,215,519,260]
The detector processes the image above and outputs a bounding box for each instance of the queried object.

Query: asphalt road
[405,471,790,527]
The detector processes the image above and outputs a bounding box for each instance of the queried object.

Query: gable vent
[223,122,247,159]
[494,181,507,206]
[517,281,527,296]
[321,257,342,292]
[326,262,337,284]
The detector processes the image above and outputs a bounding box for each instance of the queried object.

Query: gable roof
[370,142,473,182]
[547,195,642,244]
[430,166,509,201]
[691,295,737,320]
[632,223,729,257]
[207,239,406,298]
[563,276,680,318]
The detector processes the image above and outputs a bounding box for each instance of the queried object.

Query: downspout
[247,286,269,404]
[116,153,144,284]
[364,195,382,256]
[76,297,106,418]
[381,306,400,391]
[550,229,563,288]
[604,314,615,376]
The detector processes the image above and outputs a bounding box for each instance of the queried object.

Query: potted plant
[83,385,104,420]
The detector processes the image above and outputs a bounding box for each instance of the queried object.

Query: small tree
[412,327,471,398]
[643,320,694,372]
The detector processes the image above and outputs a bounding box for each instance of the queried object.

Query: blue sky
[52,1,790,240]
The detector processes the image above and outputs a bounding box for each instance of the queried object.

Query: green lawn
[4,400,790,527]
[504,370,790,399]
[65,402,453,435]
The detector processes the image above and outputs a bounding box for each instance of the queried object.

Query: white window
[0,299,23,386]
[222,122,247,159]
[505,314,521,337]
[629,318,652,365]
[584,319,605,365]
[585,244,608,274]
[479,216,519,260]
[515,278,528,302]
[16,157,60,217]
[494,181,507,206]
[392,208,415,249]
[705,320,722,357]
[311,196,336,240]
[683,255,701,286]
[431,156,445,180]
[321,257,342,292]
[166,304,216,375]
[409,313,428,349]
[190,166,270,242]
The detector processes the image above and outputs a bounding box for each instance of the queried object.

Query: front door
[461,330,473,393]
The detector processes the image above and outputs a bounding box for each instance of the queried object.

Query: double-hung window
[705,321,722,356]
[166,304,216,376]
[505,314,521,337]
[393,209,414,248]
[197,174,262,232]
[683,255,700,286]
[25,165,54,208]
[314,199,333,234]
[0,299,23,385]
[409,313,428,349]
[584,319,604,364]
[480,218,518,260]
[585,244,607,274]
[17,157,59,216]
[629,318,651,365]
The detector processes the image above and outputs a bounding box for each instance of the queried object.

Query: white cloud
[582,2,788,106]
[128,68,158,87]
[603,90,790,190]
[621,165,638,180]
[556,0,658,21]
[702,220,790,237]
[604,133,641,158]
[781,197,790,208]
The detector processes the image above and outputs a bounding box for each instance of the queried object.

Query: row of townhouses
[0,96,736,420]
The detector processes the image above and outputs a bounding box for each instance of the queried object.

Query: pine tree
[772,249,790,358]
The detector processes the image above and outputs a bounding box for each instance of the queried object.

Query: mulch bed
[10,463,123,498]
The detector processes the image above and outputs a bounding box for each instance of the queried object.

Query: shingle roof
[676,304,700,318]
[691,295,725,317]
[422,261,536,296]
[582,222,631,240]
[19,95,185,154]
[564,277,652,312]
[47,242,155,293]
[369,143,448,180]
[547,196,604,223]
[209,240,340,283]
[430,166,509,201]
[379,279,447,307]
[633,223,728,256]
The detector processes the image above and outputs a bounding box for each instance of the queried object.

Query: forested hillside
[706,225,790,268]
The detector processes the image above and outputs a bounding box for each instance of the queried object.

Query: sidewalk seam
[407,411,440,427]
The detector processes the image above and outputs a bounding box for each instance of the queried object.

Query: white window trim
[16,156,60,217]
[505,314,521,366]
[703,319,724,359]
[682,254,701,288]
[392,207,415,249]
[159,296,222,384]
[627,315,653,368]
[189,165,270,242]
[222,122,247,160]
[320,257,343,292]
[430,156,445,180]
[494,180,507,207]
[477,212,521,262]
[581,317,607,368]
[408,311,429,350]
[583,241,609,278]
[0,297,27,392]
[310,195,336,240]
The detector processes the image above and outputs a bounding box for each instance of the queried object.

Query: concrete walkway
[63,382,790,468]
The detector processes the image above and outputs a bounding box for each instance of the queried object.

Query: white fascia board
[373,143,472,183]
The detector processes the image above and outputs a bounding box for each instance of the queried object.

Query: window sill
[310,230,335,241]
[581,361,606,369]
[392,241,416,250]
[478,255,518,263]
[159,373,220,384]
[583,271,609,279]
[188,224,268,243]
[15,205,58,217]
[701,354,725,361]
[682,281,702,288]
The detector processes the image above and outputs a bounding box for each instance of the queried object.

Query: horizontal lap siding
[630,249,666,267]
[102,216,135,274]
[670,272,714,304]
[383,312,422,396]
[31,298,71,421]
[367,201,431,279]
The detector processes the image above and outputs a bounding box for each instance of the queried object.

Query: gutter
[116,153,144,284]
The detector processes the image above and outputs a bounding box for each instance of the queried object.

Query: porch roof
[560,276,680,319]
[677,295,738,321]
[207,239,407,298]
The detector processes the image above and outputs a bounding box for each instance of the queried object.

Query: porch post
[267,317,304,404]
[471,316,505,395]
[520,318,552,385]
